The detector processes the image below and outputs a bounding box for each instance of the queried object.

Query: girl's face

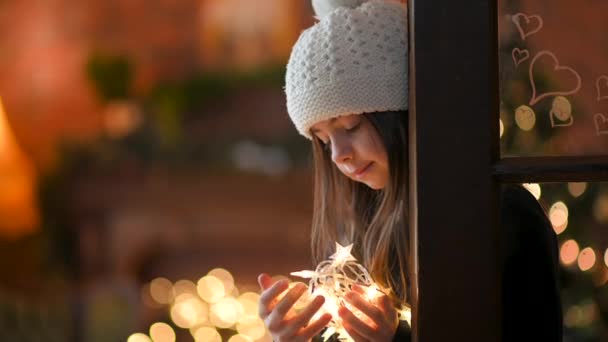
[310,114,389,190]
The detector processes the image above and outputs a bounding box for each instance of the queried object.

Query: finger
[379,295,398,321]
[283,295,325,336]
[345,291,384,325]
[338,306,375,340]
[258,279,289,318]
[258,273,274,290]
[351,284,368,296]
[271,283,307,318]
[297,313,333,341]
[342,322,368,342]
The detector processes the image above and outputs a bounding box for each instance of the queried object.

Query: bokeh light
[149,322,176,342]
[289,282,310,311]
[208,268,235,295]
[236,316,267,340]
[578,247,596,272]
[127,333,152,342]
[605,248,608,268]
[592,267,608,287]
[499,118,504,138]
[567,182,587,198]
[565,305,583,328]
[150,277,174,305]
[173,279,198,298]
[141,283,162,309]
[228,334,254,342]
[210,297,244,329]
[560,240,580,266]
[103,100,142,139]
[522,183,541,200]
[592,194,608,223]
[514,105,536,131]
[197,275,226,303]
[171,294,208,328]
[237,292,261,321]
[192,327,222,342]
[564,303,598,328]
[549,201,569,235]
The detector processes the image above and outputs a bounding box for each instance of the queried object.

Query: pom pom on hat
[311,0,368,19]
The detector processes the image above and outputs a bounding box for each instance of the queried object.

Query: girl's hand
[338,284,399,342]
[257,273,333,342]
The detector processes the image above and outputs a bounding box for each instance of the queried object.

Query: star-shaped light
[328,243,357,263]
[289,241,412,341]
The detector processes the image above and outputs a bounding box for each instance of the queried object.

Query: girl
[259,0,412,340]
[258,0,562,341]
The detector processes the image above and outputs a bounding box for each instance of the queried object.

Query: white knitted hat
[285,0,408,139]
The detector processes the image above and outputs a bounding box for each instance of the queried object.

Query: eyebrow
[310,117,338,134]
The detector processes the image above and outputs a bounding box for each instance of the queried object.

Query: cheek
[366,134,388,164]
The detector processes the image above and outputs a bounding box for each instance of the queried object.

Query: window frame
[407,0,608,340]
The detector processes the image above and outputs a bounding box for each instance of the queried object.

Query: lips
[353,162,372,177]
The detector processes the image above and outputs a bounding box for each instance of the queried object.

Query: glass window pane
[499,1,608,156]
[508,182,608,341]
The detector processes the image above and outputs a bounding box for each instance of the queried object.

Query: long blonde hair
[310,110,411,307]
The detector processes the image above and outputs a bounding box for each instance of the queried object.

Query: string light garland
[291,243,411,341]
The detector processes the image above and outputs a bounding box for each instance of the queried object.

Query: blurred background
[499,0,608,340]
[0,0,605,341]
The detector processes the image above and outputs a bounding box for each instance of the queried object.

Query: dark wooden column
[408,0,501,340]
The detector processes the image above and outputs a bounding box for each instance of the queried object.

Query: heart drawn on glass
[512,48,530,67]
[594,113,608,136]
[529,51,582,106]
[596,76,608,102]
[511,13,544,40]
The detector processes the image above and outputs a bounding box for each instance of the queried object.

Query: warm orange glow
[605,248,608,268]
[210,297,244,328]
[236,316,267,340]
[578,247,596,272]
[199,0,298,70]
[549,201,568,235]
[149,322,176,342]
[514,105,536,131]
[499,119,504,138]
[237,292,261,320]
[150,277,174,304]
[0,97,39,238]
[192,327,222,342]
[173,279,198,298]
[522,183,541,200]
[127,333,152,342]
[197,275,226,303]
[228,334,254,342]
[170,294,208,328]
[567,182,587,198]
[208,268,235,295]
[592,267,608,287]
[593,194,608,223]
[560,240,579,266]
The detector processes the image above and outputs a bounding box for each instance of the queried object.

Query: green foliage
[86,53,133,101]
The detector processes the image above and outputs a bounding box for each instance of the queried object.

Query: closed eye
[346,121,361,132]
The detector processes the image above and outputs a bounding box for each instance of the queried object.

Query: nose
[330,136,353,164]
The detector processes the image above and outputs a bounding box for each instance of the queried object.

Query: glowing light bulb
[578,247,596,272]
[560,240,579,266]
[197,275,226,303]
[149,322,175,342]
[522,183,541,200]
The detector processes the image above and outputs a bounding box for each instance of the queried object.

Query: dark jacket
[318,185,563,341]
[500,184,563,342]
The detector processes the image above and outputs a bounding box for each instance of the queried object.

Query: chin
[364,181,385,190]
